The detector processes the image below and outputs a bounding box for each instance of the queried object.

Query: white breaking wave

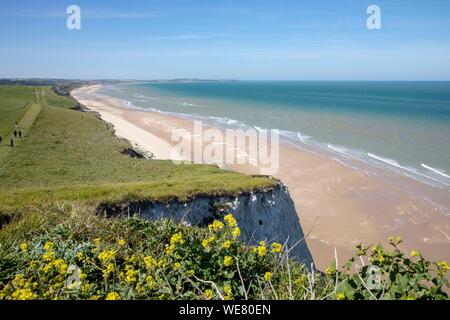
[421,163,450,179]
[177,102,204,107]
[368,153,403,169]
[368,153,450,187]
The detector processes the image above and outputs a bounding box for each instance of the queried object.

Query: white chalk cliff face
[102,183,314,267]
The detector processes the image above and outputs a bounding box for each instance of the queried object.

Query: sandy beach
[72,85,450,269]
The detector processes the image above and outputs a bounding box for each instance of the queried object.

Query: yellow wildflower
[103,263,115,278]
[204,289,214,300]
[224,285,232,296]
[232,227,241,239]
[53,259,68,275]
[11,288,35,300]
[94,238,101,245]
[81,283,92,294]
[202,236,215,249]
[19,242,28,252]
[143,256,157,269]
[76,252,84,260]
[223,256,233,267]
[271,242,283,253]
[42,251,55,262]
[165,244,176,255]
[325,266,335,276]
[396,236,402,242]
[257,241,267,257]
[223,240,232,250]
[43,262,54,273]
[410,250,420,258]
[437,261,449,272]
[98,249,116,265]
[125,268,138,283]
[43,241,54,251]
[186,269,195,277]
[105,292,121,300]
[224,214,237,227]
[170,232,185,246]
[145,275,155,289]
[174,262,182,270]
[378,255,385,264]
[117,239,126,246]
[264,272,272,282]
[336,292,346,300]
[209,220,225,232]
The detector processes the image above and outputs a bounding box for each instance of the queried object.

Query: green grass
[0,86,276,216]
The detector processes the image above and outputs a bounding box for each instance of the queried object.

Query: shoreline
[72,85,450,269]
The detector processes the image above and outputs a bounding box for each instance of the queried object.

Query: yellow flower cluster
[124,265,138,283]
[223,285,233,300]
[232,227,241,239]
[264,272,272,282]
[271,242,282,253]
[202,236,215,249]
[98,249,116,265]
[117,239,126,246]
[44,241,54,251]
[410,250,420,258]
[222,240,232,250]
[105,292,120,300]
[145,275,155,289]
[143,256,157,270]
[204,289,214,299]
[208,220,224,232]
[224,214,237,227]
[166,232,185,255]
[103,263,115,278]
[173,262,182,270]
[257,241,267,257]
[223,256,233,267]
[437,261,449,272]
[20,242,28,252]
[325,266,335,276]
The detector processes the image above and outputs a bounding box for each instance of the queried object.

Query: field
[0,86,275,219]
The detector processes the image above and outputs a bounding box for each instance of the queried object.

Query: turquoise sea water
[99,81,450,189]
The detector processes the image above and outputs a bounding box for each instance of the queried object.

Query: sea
[98,81,450,190]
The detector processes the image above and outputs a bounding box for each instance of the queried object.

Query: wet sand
[72,85,450,269]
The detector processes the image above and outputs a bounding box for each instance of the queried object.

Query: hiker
[18,130,22,138]
[14,130,17,138]
[0,136,2,143]
[10,138,14,148]
[14,121,18,129]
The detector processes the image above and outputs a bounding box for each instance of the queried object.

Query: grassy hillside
[0,86,275,216]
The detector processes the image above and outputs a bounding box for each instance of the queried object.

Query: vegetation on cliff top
[0,207,447,300]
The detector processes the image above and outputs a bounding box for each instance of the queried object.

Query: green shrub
[0,206,448,300]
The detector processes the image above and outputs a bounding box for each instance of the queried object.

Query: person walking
[10,138,14,148]
[18,130,22,138]
[14,130,17,138]
[0,136,2,143]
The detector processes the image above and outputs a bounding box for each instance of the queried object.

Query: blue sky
[0,0,449,80]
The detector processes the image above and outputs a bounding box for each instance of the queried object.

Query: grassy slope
[0,86,275,214]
